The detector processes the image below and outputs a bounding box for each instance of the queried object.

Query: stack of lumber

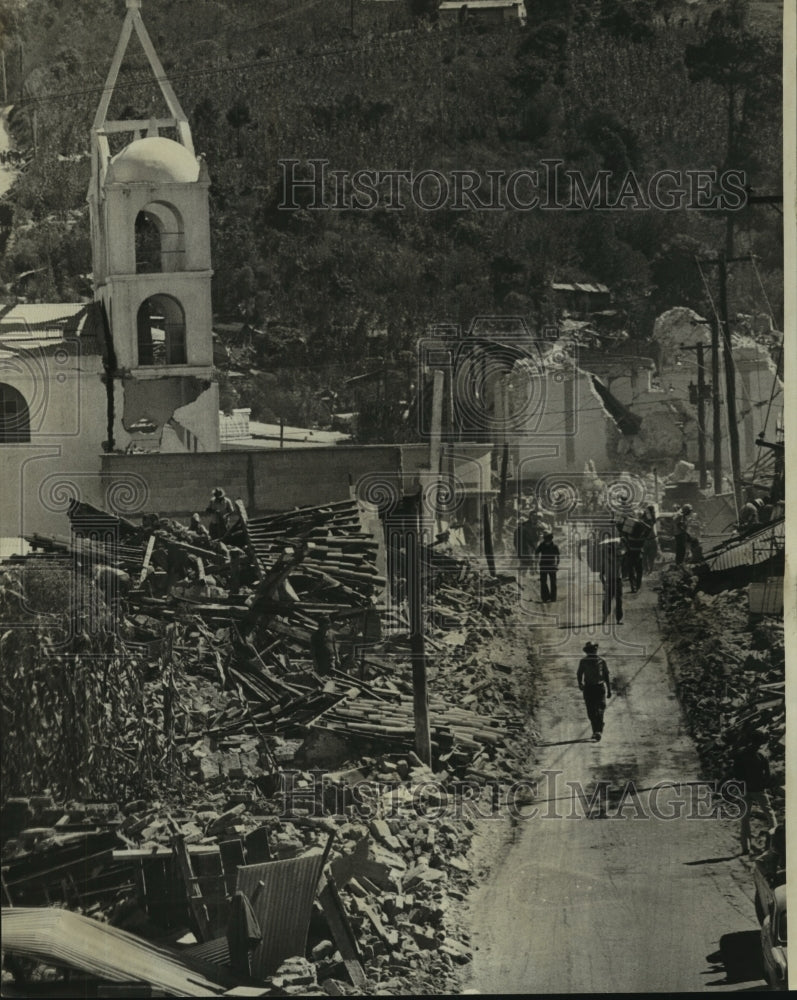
[308,692,519,753]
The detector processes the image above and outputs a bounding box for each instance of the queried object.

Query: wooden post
[680,342,708,490]
[711,310,723,494]
[718,256,742,510]
[279,417,284,449]
[407,493,432,765]
[429,369,445,535]
[695,342,707,490]
[171,830,212,943]
[497,442,509,552]
[482,502,496,577]
[138,533,156,587]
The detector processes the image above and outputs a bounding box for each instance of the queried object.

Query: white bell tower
[88,0,219,452]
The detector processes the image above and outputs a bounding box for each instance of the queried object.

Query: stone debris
[1,495,536,996]
[659,566,786,827]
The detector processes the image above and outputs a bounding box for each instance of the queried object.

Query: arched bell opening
[136,294,187,366]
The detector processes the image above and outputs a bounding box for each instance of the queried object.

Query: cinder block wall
[101,446,403,517]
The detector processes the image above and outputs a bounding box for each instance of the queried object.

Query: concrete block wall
[101,446,403,517]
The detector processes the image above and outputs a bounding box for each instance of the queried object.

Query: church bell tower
[88,0,219,452]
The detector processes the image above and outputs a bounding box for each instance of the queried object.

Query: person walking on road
[641,505,658,573]
[514,510,541,581]
[619,517,647,593]
[577,641,612,741]
[599,535,625,624]
[535,531,560,603]
[731,730,777,855]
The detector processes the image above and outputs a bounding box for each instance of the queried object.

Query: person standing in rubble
[189,512,211,544]
[738,489,760,534]
[310,616,339,676]
[206,487,235,540]
[674,504,693,565]
[535,531,560,603]
[577,641,612,741]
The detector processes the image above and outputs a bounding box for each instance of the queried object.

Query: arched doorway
[0,383,31,442]
[136,295,187,366]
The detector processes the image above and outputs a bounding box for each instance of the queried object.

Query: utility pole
[680,342,709,490]
[718,256,743,511]
[407,491,432,765]
[710,311,723,493]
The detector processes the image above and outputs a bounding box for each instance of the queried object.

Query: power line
[14,19,449,111]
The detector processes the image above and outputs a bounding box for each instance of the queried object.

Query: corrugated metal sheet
[748,578,784,615]
[704,518,785,573]
[1,907,227,997]
[235,851,326,978]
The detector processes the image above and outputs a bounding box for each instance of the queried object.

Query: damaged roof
[0,301,104,354]
[1,906,229,997]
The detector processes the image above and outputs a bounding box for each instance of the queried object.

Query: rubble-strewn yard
[1,498,539,996]
[657,565,786,828]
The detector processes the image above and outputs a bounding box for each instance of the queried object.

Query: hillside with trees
[0,0,783,434]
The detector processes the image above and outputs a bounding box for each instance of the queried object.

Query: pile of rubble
[1,495,533,996]
[658,566,786,822]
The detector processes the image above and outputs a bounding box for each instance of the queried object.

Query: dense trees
[0,0,783,436]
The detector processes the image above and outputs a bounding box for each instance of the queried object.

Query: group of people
[591,506,660,625]
[139,488,250,600]
[514,502,663,617]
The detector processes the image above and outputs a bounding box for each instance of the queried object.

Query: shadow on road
[684,855,738,866]
[537,738,594,747]
[704,930,764,987]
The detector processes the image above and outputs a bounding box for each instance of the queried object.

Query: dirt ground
[460,550,769,994]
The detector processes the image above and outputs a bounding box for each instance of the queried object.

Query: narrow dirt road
[465,537,767,993]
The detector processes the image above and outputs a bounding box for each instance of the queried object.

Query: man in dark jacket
[206,487,235,540]
[577,642,612,741]
[535,531,560,603]
[599,536,625,624]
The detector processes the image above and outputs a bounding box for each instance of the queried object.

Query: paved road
[466,546,767,993]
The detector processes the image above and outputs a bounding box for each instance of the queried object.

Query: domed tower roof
[107,137,199,185]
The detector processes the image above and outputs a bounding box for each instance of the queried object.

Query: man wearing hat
[577,641,612,741]
[534,531,560,603]
[206,487,235,540]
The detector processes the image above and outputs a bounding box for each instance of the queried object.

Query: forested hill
[0,0,783,373]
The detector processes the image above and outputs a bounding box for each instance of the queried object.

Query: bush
[0,568,175,803]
